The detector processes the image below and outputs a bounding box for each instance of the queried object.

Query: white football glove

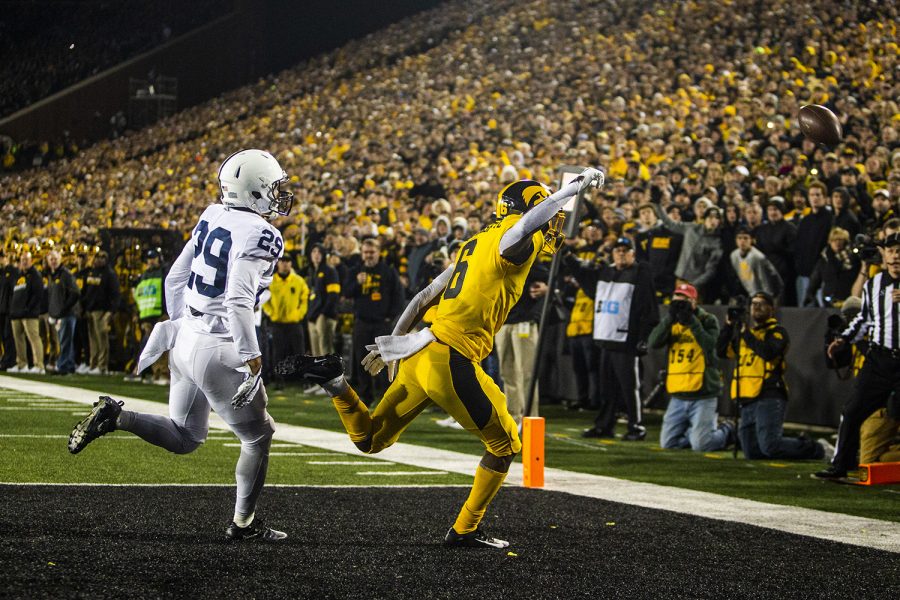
[231,370,262,409]
[362,344,386,376]
[577,167,605,193]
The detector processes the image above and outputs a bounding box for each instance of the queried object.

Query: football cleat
[68,396,123,454]
[225,519,287,542]
[444,526,509,549]
[274,353,344,383]
[812,465,848,480]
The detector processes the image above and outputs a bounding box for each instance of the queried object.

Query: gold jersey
[430,214,544,362]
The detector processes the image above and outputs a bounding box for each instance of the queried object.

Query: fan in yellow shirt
[263,256,309,387]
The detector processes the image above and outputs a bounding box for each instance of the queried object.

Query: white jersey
[165,204,282,362]
[182,204,282,316]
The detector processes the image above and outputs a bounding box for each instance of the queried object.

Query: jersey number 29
[188,220,232,298]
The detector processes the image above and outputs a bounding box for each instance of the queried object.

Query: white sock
[233,511,254,528]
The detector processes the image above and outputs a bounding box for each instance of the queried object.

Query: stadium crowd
[0,0,898,457]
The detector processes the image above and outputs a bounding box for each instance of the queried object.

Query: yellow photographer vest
[730,320,785,399]
[666,323,705,394]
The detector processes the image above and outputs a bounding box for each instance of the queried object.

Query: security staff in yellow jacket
[649,283,733,451]
[716,292,825,460]
[264,255,309,388]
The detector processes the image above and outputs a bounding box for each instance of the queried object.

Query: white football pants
[118,322,274,521]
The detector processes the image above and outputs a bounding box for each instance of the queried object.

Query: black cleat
[225,519,287,542]
[444,526,509,549]
[622,426,647,441]
[274,353,344,383]
[68,396,123,454]
[581,427,615,439]
[813,465,848,480]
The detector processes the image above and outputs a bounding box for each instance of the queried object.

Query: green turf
[2,372,897,522]
[0,385,469,486]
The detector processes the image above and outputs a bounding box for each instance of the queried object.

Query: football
[798,104,843,145]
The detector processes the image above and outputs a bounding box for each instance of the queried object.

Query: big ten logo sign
[596,299,620,314]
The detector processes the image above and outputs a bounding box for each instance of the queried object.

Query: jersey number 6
[443,238,477,300]
[188,219,233,298]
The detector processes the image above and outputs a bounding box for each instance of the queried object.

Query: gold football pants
[354,341,521,457]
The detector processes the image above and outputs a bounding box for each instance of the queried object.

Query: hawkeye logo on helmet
[497,180,550,217]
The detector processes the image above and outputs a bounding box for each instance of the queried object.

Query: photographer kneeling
[717,292,826,460]
[650,283,734,451]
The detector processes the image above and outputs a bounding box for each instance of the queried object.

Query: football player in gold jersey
[275,168,604,547]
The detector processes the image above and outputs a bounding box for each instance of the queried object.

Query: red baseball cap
[673,283,698,301]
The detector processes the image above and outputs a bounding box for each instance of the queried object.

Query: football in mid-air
[798,104,842,145]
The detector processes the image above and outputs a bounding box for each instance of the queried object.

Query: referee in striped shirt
[818,232,900,479]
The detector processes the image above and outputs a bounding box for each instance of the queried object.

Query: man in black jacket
[567,237,659,440]
[80,251,120,375]
[9,252,44,373]
[0,251,16,369]
[345,238,405,406]
[794,182,833,306]
[756,197,797,305]
[307,244,341,358]
[45,250,80,375]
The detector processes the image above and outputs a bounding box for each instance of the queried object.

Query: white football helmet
[217,149,293,217]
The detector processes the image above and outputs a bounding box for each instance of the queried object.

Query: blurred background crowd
[0,0,897,401]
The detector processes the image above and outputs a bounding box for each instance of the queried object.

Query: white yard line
[357,471,449,476]
[0,407,85,411]
[306,460,392,465]
[268,452,338,457]
[0,482,470,488]
[1,375,898,554]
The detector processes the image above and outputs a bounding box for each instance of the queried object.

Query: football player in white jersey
[69,149,291,541]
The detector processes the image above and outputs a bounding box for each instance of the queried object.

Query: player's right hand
[231,371,262,409]
[577,167,605,193]
[362,345,386,376]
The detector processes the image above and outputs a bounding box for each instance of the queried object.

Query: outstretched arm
[391,265,454,336]
[164,240,194,320]
[498,167,604,260]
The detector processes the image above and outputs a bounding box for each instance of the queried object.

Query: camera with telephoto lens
[726,295,748,323]
[851,234,880,263]
[669,299,693,325]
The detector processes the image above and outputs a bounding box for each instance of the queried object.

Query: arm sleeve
[224,256,267,363]
[297,277,309,321]
[690,312,720,352]
[842,277,872,343]
[324,267,341,315]
[391,264,454,336]
[740,326,788,362]
[647,316,672,349]
[165,240,195,320]
[344,267,362,298]
[498,174,590,258]
[765,258,783,298]
[716,324,734,359]
[63,271,80,313]
[654,203,689,235]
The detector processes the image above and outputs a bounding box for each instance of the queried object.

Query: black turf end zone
[1,485,897,599]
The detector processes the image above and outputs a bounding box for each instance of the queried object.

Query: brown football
[798,104,842,145]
